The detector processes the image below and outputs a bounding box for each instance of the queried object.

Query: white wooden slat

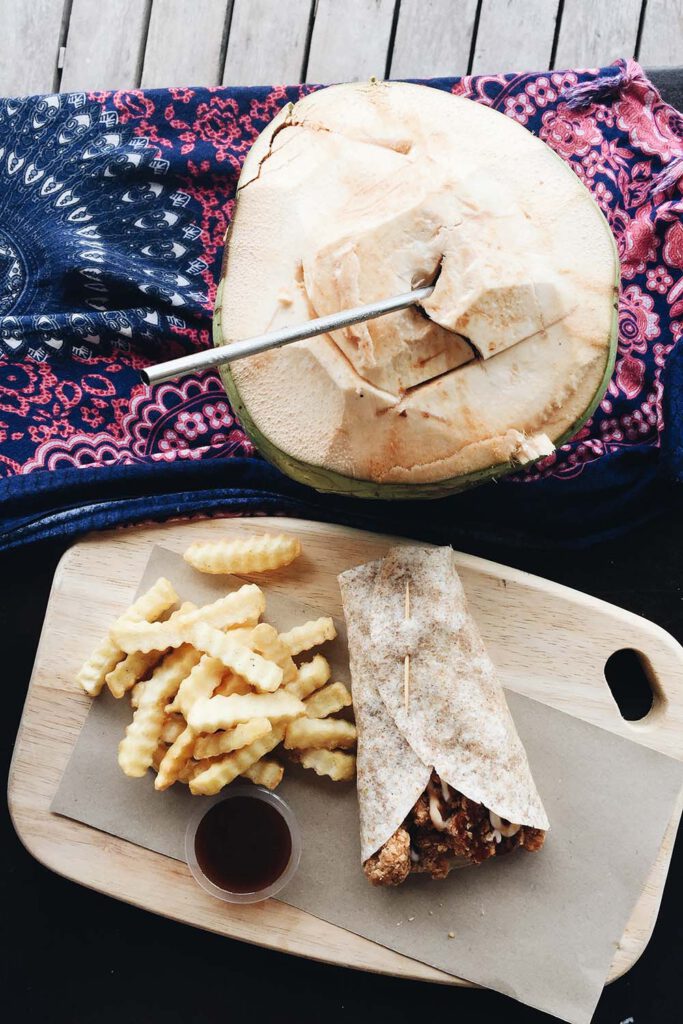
[223,0,311,84]
[305,0,396,83]
[389,0,478,78]
[471,0,558,74]
[555,0,642,68]
[140,0,229,87]
[0,0,66,94]
[638,0,683,66]
[60,0,150,91]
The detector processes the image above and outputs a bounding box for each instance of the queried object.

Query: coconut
[214,80,618,499]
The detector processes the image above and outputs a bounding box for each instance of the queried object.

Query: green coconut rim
[212,103,620,501]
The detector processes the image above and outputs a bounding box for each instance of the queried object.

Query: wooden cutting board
[8,517,683,986]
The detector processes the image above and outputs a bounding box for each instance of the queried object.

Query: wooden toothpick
[404,580,410,711]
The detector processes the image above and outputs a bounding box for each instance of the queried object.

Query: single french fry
[285,717,357,751]
[76,577,178,696]
[249,622,297,683]
[188,690,304,733]
[188,622,283,691]
[118,645,201,778]
[181,755,224,783]
[177,761,198,783]
[151,752,213,784]
[165,655,224,718]
[153,745,221,785]
[130,680,146,709]
[105,601,197,699]
[304,682,352,719]
[160,715,186,744]
[112,585,264,654]
[124,578,179,622]
[76,635,125,697]
[192,718,271,759]
[214,671,251,697]
[189,724,287,795]
[151,742,169,773]
[184,533,301,574]
[106,650,162,699]
[243,758,284,790]
[155,724,198,791]
[285,654,331,700]
[220,626,257,645]
[279,617,336,656]
[298,748,356,782]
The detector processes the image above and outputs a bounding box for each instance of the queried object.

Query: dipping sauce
[194,795,292,894]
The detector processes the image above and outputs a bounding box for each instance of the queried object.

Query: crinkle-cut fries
[75,533,355,794]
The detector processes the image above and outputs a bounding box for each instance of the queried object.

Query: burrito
[338,545,549,886]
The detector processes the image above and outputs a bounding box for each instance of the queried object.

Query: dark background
[4,504,682,1024]
[3,66,682,1024]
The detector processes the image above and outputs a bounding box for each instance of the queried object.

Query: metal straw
[141,284,435,386]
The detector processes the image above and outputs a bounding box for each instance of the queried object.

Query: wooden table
[1,0,681,96]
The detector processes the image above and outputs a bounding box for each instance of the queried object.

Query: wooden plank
[638,0,683,66]
[223,0,312,85]
[0,0,66,94]
[60,0,150,91]
[8,516,683,985]
[471,0,559,74]
[555,0,642,68]
[140,0,229,88]
[389,0,478,78]
[305,0,396,83]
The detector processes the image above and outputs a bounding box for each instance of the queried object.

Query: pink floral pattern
[454,60,682,482]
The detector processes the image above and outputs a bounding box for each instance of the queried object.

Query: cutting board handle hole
[604,649,656,721]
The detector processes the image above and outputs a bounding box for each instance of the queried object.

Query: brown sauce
[194,796,292,894]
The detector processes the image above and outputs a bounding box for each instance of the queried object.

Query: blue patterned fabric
[0,63,681,551]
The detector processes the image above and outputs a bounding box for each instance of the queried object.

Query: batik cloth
[0,60,681,550]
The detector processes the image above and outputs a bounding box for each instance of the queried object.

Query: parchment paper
[52,546,683,1024]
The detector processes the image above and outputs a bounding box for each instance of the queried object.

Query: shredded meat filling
[364,770,545,886]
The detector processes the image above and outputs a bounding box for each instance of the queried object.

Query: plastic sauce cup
[185,785,302,904]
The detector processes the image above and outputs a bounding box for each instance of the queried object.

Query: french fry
[105,601,197,699]
[304,682,352,719]
[106,650,162,700]
[187,622,283,691]
[130,680,146,709]
[249,623,297,683]
[285,654,331,700]
[243,758,284,790]
[155,724,198,791]
[152,745,218,785]
[151,742,169,773]
[279,617,336,656]
[118,645,201,778]
[298,749,356,782]
[285,717,357,751]
[189,724,287,795]
[184,533,301,574]
[188,690,304,733]
[76,577,178,696]
[192,718,271,759]
[160,715,186,744]
[214,671,251,697]
[220,626,257,645]
[177,761,199,783]
[165,655,224,718]
[122,578,179,623]
[111,585,264,654]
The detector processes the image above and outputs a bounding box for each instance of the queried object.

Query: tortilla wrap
[339,545,549,865]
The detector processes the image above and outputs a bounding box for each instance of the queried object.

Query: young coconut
[214,80,619,500]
